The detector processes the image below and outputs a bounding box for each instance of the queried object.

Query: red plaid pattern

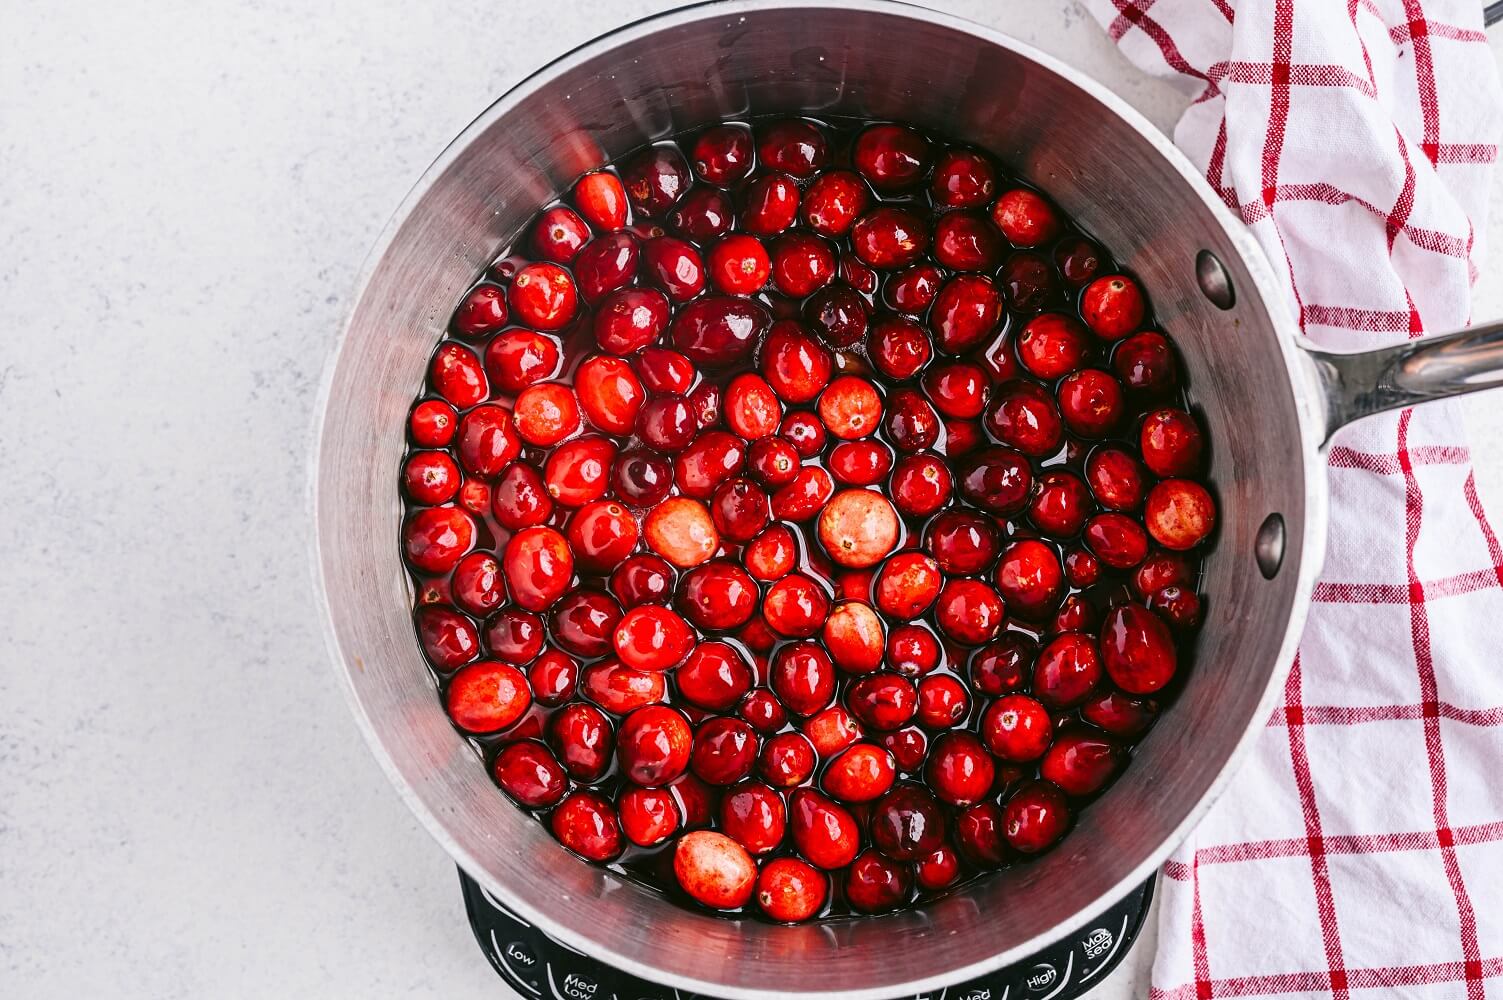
[1085,1,1503,996]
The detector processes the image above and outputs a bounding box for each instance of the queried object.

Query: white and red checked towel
[1081,1,1503,997]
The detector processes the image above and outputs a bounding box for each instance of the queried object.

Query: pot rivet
[1255,513,1285,579]
[1196,250,1235,310]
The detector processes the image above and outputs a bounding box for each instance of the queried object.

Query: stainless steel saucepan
[311,3,1503,996]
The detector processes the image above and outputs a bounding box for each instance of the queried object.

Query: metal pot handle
[1306,319,1503,441]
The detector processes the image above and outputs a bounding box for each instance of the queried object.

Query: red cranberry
[689,717,759,786]
[643,236,707,301]
[869,315,933,379]
[580,659,667,715]
[613,605,694,671]
[943,420,984,457]
[490,462,551,529]
[1055,237,1104,286]
[921,361,989,419]
[1029,470,1092,538]
[851,206,930,270]
[549,590,623,658]
[572,171,628,230]
[667,772,717,830]
[742,173,800,235]
[884,264,943,315]
[1149,585,1203,630]
[485,329,562,395]
[853,123,930,190]
[883,389,940,452]
[840,253,878,297]
[1064,548,1101,587]
[637,343,698,394]
[724,374,783,441]
[403,506,476,575]
[981,693,1053,762]
[931,274,1004,354]
[691,124,754,186]
[720,781,787,855]
[572,355,644,435]
[530,206,590,264]
[670,295,772,369]
[887,624,942,678]
[769,231,837,297]
[1041,729,1121,796]
[592,288,668,357]
[1085,446,1148,511]
[870,783,946,861]
[1034,633,1103,709]
[1081,273,1146,340]
[1051,593,1101,636]
[801,169,870,237]
[739,688,788,734]
[955,801,1008,867]
[874,553,942,619]
[924,731,994,807]
[779,411,828,458]
[746,437,800,491]
[770,640,836,716]
[1140,408,1204,477]
[756,119,828,178]
[816,601,884,675]
[1003,781,1070,853]
[879,726,929,772]
[429,342,488,408]
[985,379,1065,458]
[890,454,953,518]
[485,607,546,663]
[1100,601,1178,694]
[935,579,1005,646]
[818,489,900,568]
[991,188,1061,247]
[707,479,769,545]
[574,232,640,303]
[550,790,624,862]
[915,845,962,891]
[1057,369,1125,438]
[636,395,697,452]
[455,404,521,479]
[814,375,879,440]
[621,144,691,218]
[969,634,1035,696]
[770,466,834,521]
[933,212,1005,271]
[845,850,913,913]
[999,251,1061,312]
[619,785,682,847]
[829,440,893,486]
[509,262,578,331]
[847,673,917,731]
[609,553,675,609]
[995,540,1065,621]
[679,559,758,629]
[1084,512,1150,570]
[1017,313,1093,379]
[788,788,859,870]
[707,233,770,296]
[409,398,458,448]
[544,434,616,505]
[757,857,827,922]
[957,446,1033,515]
[607,448,670,509]
[824,743,897,803]
[402,450,461,506]
[803,283,870,348]
[1144,479,1216,550]
[416,604,480,670]
[453,283,510,338]
[915,674,969,730]
[513,383,581,446]
[764,575,832,639]
[1133,551,1192,598]
[1113,330,1179,396]
[676,641,754,712]
[450,552,505,617]
[1082,690,1160,737]
[675,430,746,499]
[446,660,531,734]
[670,186,736,241]
[931,148,996,208]
[759,731,817,788]
[500,525,573,611]
[744,523,798,581]
[528,648,579,706]
[616,704,694,786]
[493,740,568,808]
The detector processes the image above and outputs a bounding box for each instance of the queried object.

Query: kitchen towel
[1082,1,1503,997]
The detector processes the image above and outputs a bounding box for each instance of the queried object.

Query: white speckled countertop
[1,2,1500,997]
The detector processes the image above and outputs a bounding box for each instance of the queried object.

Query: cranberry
[935,579,1005,646]
[529,649,579,706]
[1082,690,1160,737]
[890,454,954,518]
[757,857,827,922]
[691,124,754,186]
[822,601,886,674]
[501,525,573,611]
[1003,781,1070,853]
[674,829,758,909]
[1055,237,1104,286]
[879,726,929,772]
[1064,548,1101,587]
[409,398,458,448]
[1100,601,1178,694]
[915,675,969,730]
[866,317,928,381]
[494,740,568,808]
[573,232,640,302]
[491,462,553,529]
[921,361,988,420]
[453,283,510,339]
[428,342,488,408]
[954,801,1008,868]
[1134,551,1192,598]
[550,790,624,863]
[870,783,946,861]
[1114,330,1179,396]
[801,169,870,237]
[593,288,669,357]
[707,234,770,296]
[847,673,917,731]
[402,450,461,505]
[1055,369,1124,439]
[572,171,628,230]
[999,251,1061,312]
[1029,470,1092,538]
[580,659,667,715]
[742,173,800,235]
[957,446,1032,515]
[991,188,1060,247]
[771,640,836,716]
[568,357,641,436]
[980,693,1052,762]
[719,781,787,855]
[969,634,1034,696]
[756,119,827,178]
[1144,479,1216,551]
[670,295,772,368]
[667,772,718,830]
[851,123,929,189]
[676,641,754,712]
[922,731,994,807]
[670,186,736,241]
[740,688,787,734]
[789,788,860,870]
[851,206,930,270]
[485,607,547,663]
[1149,585,1203,630]
[915,845,962,891]
[771,466,834,521]
[744,523,798,581]
[759,731,817,788]
[642,236,707,301]
[484,330,561,396]
[829,440,893,486]
[509,262,578,330]
[675,431,746,499]
[544,434,616,506]
[446,660,531,734]
[1085,446,1148,511]
[724,374,783,441]
[745,439,799,491]
[985,379,1064,459]
[931,148,996,208]
[933,212,1004,271]
[803,283,870,348]
[530,206,590,264]
[455,404,521,478]
[1081,274,1146,340]
[1041,729,1120,796]
[512,383,581,446]
[450,552,505,617]
[679,559,758,629]
[845,850,912,913]
[883,389,940,452]
[921,511,996,577]
[995,540,1064,621]
[823,743,897,803]
[1140,408,1204,477]
[403,506,476,575]
[604,450,668,510]
[818,489,899,568]
[706,481,768,546]
[614,704,694,786]
[611,605,694,672]
[874,552,942,619]
[1033,633,1103,709]
[620,785,682,847]
[764,574,832,639]
[638,348,699,396]
[887,624,942,678]
[551,590,624,658]
[621,144,691,218]
[416,604,480,670]
[1017,313,1093,379]
[884,264,944,316]
[931,274,1004,354]
[1051,593,1101,636]
[1084,512,1150,570]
